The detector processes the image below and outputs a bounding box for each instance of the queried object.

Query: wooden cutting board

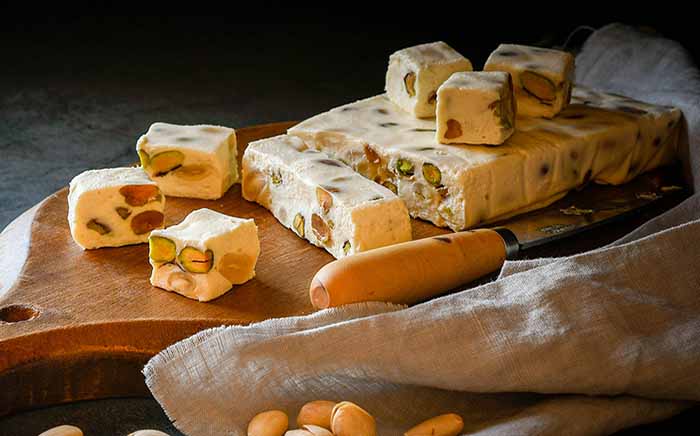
[0,122,449,417]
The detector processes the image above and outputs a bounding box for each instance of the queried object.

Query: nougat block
[68,167,165,249]
[385,41,473,118]
[148,208,259,302]
[436,71,516,145]
[484,44,574,118]
[136,122,238,200]
[242,134,412,259]
[288,91,680,230]
[571,85,682,180]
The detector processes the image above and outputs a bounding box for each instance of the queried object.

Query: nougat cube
[484,44,574,118]
[148,208,259,302]
[436,71,516,145]
[136,122,238,199]
[385,41,473,118]
[68,167,165,249]
[242,135,412,259]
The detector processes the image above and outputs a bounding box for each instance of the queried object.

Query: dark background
[1,11,698,435]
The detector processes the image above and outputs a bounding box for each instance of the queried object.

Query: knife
[309,168,686,308]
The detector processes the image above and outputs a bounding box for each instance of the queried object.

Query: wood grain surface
[0,122,448,417]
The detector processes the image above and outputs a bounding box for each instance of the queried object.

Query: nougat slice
[68,167,165,249]
[136,122,237,199]
[242,134,412,259]
[385,41,473,118]
[436,71,516,145]
[484,44,574,118]
[148,208,259,302]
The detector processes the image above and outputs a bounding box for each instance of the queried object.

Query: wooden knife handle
[309,228,516,309]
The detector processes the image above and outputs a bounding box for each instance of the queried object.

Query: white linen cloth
[144,23,700,435]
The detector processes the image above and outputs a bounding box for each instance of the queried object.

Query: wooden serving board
[0,122,448,416]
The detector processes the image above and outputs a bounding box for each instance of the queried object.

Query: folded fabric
[144,23,700,436]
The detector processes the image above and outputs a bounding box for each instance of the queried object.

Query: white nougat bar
[136,122,238,200]
[288,90,680,231]
[148,208,259,302]
[68,167,165,249]
[242,134,412,258]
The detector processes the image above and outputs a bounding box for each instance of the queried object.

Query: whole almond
[248,410,289,436]
[404,413,464,436]
[38,425,83,436]
[128,430,171,436]
[296,400,337,429]
[331,401,376,436]
[302,425,333,436]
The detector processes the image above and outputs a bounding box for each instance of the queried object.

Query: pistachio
[444,119,462,139]
[363,144,381,164]
[520,71,556,102]
[382,180,398,194]
[217,252,257,284]
[119,184,161,207]
[297,400,337,429]
[422,163,442,186]
[128,430,171,436]
[242,168,272,208]
[150,150,185,176]
[488,98,513,131]
[331,401,376,436]
[130,210,164,235]
[248,410,289,436]
[149,236,176,263]
[293,213,305,237]
[38,425,83,436]
[404,413,464,436]
[138,149,151,168]
[116,207,132,220]
[166,270,196,294]
[404,71,416,97]
[343,241,351,256]
[311,213,331,244]
[178,246,214,273]
[396,159,415,177]
[302,425,333,436]
[271,169,283,185]
[173,164,211,181]
[87,219,110,235]
[316,187,333,214]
